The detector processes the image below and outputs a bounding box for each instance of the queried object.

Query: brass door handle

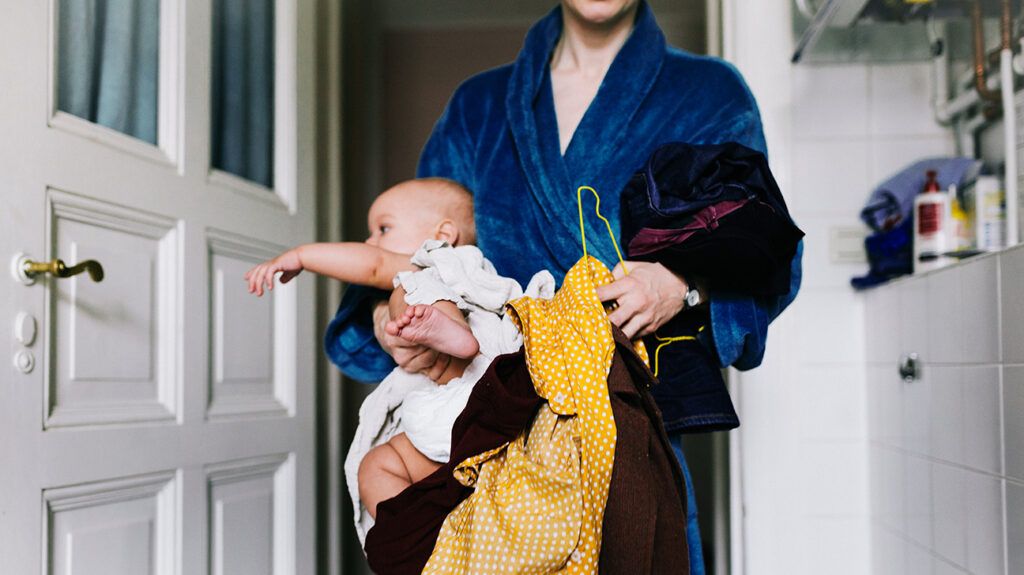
[23,258,104,282]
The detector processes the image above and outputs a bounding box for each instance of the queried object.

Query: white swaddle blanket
[344,239,554,546]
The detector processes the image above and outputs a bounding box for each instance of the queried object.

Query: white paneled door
[0,1,316,574]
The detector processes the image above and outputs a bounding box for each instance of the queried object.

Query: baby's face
[365,187,438,254]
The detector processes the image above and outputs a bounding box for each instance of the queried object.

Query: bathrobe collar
[506,1,667,271]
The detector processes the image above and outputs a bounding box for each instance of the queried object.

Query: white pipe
[935,68,1001,126]
[932,20,954,125]
[938,88,985,124]
[1001,47,1020,245]
[965,111,991,134]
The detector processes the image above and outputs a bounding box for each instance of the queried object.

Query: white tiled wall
[728,3,1015,574]
[736,57,960,575]
[864,245,1020,575]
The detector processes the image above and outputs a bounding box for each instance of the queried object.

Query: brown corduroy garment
[365,328,690,575]
[599,327,690,574]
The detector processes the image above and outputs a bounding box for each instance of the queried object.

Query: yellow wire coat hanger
[574,186,703,377]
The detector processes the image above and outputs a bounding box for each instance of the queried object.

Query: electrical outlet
[829,225,868,264]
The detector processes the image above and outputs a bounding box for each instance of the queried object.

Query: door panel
[207,231,291,419]
[207,454,294,575]
[45,471,178,575]
[48,190,180,428]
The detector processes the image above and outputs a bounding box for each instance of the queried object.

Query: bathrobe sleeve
[684,73,804,370]
[324,285,394,382]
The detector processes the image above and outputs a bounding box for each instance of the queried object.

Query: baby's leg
[387,302,480,359]
[384,287,475,383]
[358,432,442,518]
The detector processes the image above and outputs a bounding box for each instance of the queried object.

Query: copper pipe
[1001,0,1012,50]
[984,0,1021,66]
[973,0,1002,103]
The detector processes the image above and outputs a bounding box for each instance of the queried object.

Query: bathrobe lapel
[506,1,669,270]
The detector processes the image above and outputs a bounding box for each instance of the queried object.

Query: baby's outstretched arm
[245,242,416,296]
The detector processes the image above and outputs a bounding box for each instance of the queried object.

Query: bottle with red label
[913,169,951,273]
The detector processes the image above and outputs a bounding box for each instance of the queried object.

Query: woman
[327,1,802,572]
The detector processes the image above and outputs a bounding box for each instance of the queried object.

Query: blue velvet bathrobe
[327,2,802,404]
[326,2,802,569]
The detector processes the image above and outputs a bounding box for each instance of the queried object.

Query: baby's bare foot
[384,311,413,337]
[396,305,479,359]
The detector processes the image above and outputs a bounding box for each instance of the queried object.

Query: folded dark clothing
[620,141,803,298]
[629,199,802,296]
[638,305,738,434]
[618,141,801,435]
[621,142,794,231]
[627,199,750,255]
[623,142,788,221]
[364,350,543,575]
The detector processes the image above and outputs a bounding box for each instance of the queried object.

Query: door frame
[313,0,345,573]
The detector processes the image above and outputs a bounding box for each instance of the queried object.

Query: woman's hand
[594,261,689,339]
[372,301,452,379]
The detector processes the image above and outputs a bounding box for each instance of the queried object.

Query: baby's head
[366,178,476,254]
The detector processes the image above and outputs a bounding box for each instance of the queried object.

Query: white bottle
[913,170,951,274]
[974,175,1006,251]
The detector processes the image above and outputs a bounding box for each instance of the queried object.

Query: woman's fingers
[595,276,633,303]
[618,315,643,339]
[606,298,633,327]
[609,295,652,339]
[601,261,687,340]
[392,341,439,374]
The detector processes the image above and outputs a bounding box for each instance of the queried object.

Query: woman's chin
[563,0,638,29]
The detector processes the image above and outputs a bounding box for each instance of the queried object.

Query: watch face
[685,289,701,307]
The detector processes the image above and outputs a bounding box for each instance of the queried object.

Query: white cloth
[344,240,554,546]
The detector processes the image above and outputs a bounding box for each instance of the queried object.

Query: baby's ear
[435,220,460,245]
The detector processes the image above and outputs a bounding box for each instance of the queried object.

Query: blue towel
[860,157,981,232]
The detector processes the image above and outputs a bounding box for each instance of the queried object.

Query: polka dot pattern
[423,256,648,574]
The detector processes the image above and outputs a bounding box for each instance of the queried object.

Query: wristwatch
[684,286,702,309]
[680,275,703,310]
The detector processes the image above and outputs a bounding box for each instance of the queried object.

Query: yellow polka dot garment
[423,256,648,575]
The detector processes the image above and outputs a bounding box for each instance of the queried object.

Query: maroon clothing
[365,350,543,575]
[366,328,690,574]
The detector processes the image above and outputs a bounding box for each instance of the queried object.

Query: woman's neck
[550,5,637,77]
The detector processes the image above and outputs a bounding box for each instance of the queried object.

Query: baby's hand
[244,249,303,296]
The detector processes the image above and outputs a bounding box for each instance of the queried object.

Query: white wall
[865,248,1014,575]
[725,2,956,574]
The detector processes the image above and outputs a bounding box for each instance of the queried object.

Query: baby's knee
[359,442,401,482]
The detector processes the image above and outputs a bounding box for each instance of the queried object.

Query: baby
[245,178,552,538]
[246,177,482,368]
